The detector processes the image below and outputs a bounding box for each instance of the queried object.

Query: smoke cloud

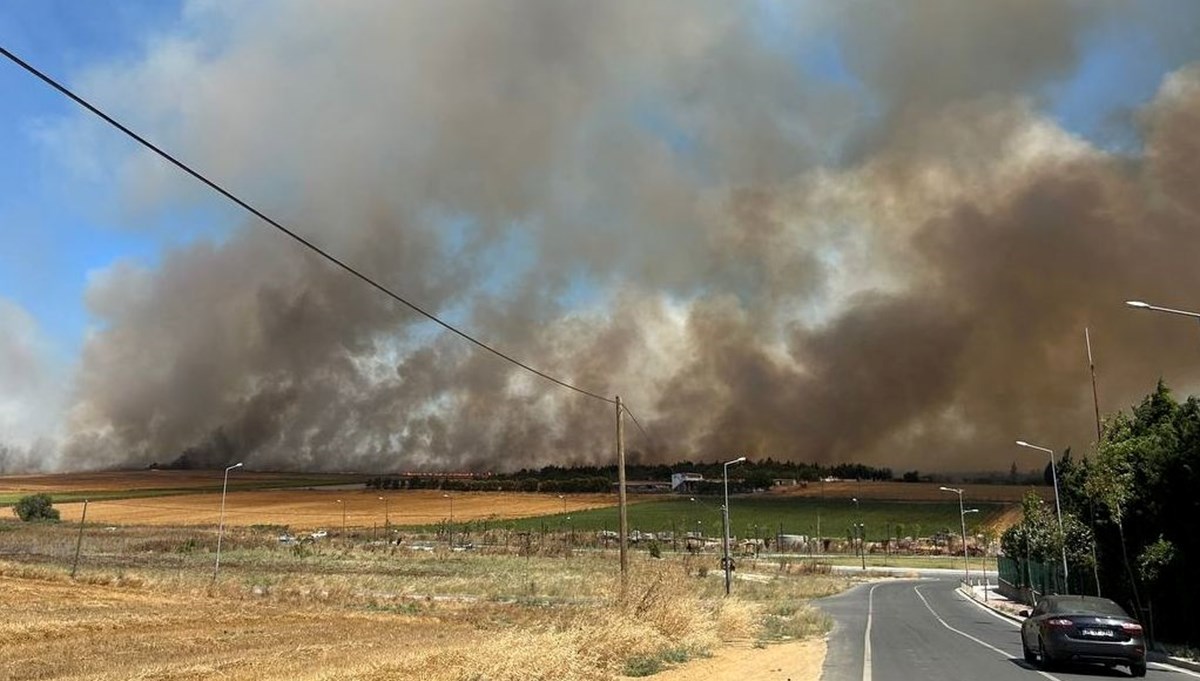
[0,298,63,473]
[25,0,1200,473]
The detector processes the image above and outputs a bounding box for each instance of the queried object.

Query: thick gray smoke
[33,0,1200,472]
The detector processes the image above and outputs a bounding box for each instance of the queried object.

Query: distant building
[613,480,672,493]
[671,472,704,493]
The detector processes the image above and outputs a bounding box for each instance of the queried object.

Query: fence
[998,555,1095,604]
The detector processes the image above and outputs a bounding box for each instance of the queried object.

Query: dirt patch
[54,489,620,529]
[0,469,358,493]
[619,638,825,681]
[770,480,1051,504]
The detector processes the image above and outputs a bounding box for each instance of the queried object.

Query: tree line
[1002,380,1198,647]
[365,459,897,494]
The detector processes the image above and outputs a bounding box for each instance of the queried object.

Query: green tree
[13,493,60,522]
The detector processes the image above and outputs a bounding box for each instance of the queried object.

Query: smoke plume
[26,0,1200,472]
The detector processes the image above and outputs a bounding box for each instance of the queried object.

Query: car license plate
[1082,628,1115,637]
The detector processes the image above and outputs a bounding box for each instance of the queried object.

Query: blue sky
[0,1,186,360]
[0,1,1196,365]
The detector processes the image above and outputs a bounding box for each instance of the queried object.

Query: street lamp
[1127,300,1200,347]
[722,456,746,596]
[379,496,389,534]
[1016,440,1070,593]
[212,462,243,583]
[443,493,454,546]
[1126,300,1200,320]
[939,487,972,584]
[336,498,346,535]
[851,498,866,569]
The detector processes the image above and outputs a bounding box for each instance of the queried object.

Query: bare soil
[0,469,353,493]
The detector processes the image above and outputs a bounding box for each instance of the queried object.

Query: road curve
[816,579,1196,681]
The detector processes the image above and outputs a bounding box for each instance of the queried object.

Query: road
[817,579,1198,681]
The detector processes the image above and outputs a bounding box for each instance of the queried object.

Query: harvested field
[54,489,622,529]
[0,532,846,681]
[0,469,356,493]
[771,479,1052,503]
[0,570,473,681]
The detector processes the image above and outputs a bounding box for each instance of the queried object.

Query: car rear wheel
[1021,639,1037,664]
[1038,639,1057,671]
[1130,660,1147,677]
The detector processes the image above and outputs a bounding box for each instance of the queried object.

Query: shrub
[13,494,60,522]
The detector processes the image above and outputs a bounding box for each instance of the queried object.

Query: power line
[0,46,613,405]
[621,403,652,446]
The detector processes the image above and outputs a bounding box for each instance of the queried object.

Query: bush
[13,493,60,522]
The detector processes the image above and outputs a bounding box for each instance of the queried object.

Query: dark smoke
[26,1,1200,473]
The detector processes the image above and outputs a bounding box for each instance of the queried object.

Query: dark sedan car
[1020,595,1147,677]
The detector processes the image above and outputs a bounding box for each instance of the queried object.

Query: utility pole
[71,499,88,578]
[1084,328,1104,597]
[616,395,628,581]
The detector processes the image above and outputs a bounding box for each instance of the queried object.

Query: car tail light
[1121,622,1144,634]
[1047,618,1074,628]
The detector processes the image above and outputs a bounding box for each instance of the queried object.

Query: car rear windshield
[1047,597,1130,617]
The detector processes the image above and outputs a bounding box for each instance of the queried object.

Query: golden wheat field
[54,489,619,529]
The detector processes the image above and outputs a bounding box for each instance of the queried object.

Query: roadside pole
[71,499,88,579]
[616,396,628,585]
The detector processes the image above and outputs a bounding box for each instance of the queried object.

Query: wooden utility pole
[1084,328,1104,596]
[71,499,88,579]
[616,395,628,580]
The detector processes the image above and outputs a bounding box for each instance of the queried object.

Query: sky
[2,1,1200,474]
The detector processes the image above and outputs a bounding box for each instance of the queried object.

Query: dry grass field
[0,520,845,681]
[0,470,845,680]
[53,489,620,530]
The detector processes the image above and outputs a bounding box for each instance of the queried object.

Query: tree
[13,493,60,522]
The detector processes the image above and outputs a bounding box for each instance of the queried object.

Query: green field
[454,495,1005,541]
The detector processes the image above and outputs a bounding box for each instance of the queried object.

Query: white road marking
[956,588,1026,628]
[913,585,1063,681]
[863,583,878,681]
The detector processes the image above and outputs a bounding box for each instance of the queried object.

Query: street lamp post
[851,497,865,569]
[213,462,243,583]
[1126,300,1200,325]
[939,487,972,585]
[337,499,346,535]
[1017,440,1070,593]
[722,456,746,596]
[379,496,389,534]
[443,493,454,546]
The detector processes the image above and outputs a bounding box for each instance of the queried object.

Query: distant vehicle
[1020,595,1146,677]
[277,533,296,544]
[310,530,328,540]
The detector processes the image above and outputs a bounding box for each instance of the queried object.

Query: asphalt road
[816,579,1199,681]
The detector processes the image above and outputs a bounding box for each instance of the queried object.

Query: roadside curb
[1149,652,1200,674]
[956,585,1200,676]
